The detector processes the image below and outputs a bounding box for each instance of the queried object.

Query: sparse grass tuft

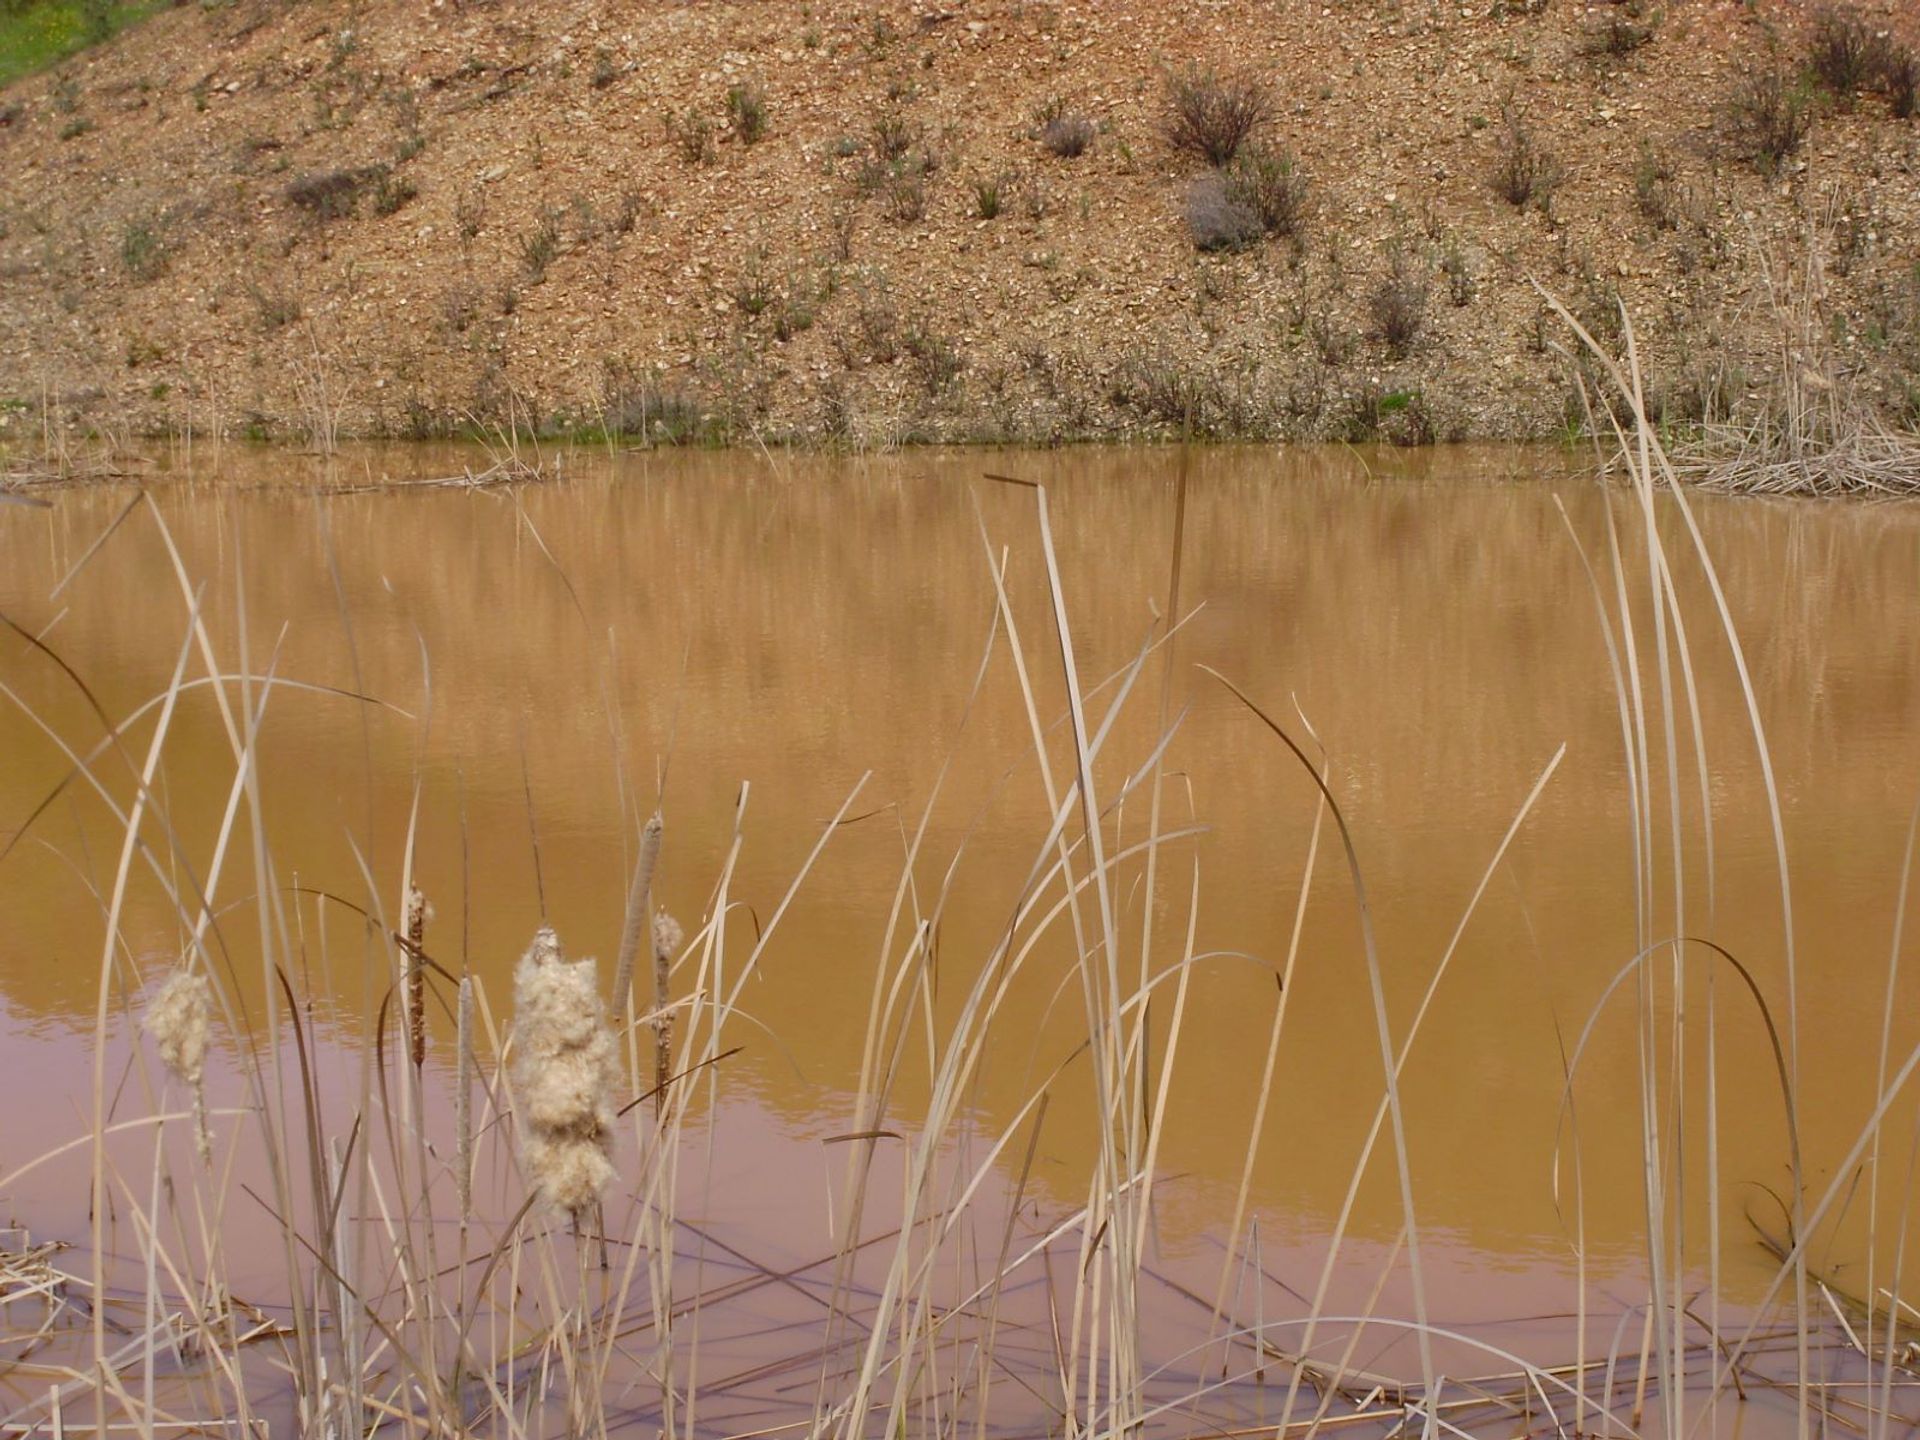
[972,172,1007,219]
[118,216,165,281]
[726,80,769,144]
[1633,140,1680,229]
[520,209,562,281]
[1165,64,1270,167]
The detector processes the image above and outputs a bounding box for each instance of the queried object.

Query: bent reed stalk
[2,442,1919,1440]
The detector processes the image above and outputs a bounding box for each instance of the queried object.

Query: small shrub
[1225,145,1308,239]
[726,82,769,144]
[734,253,774,316]
[1724,67,1811,174]
[287,167,375,221]
[604,378,712,444]
[871,111,914,162]
[903,319,963,394]
[372,169,417,216]
[666,108,715,165]
[1184,173,1262,252]
[59,117,94,141]
[1489,104,1562,208]
[1879,41,1918,118]
[455,188,486,240]
[972,173,1006,219]
[609,187,644,238]
[438,285,478,335]
[1581,13,1656,58]
[590,49,618,90]
[1165,65,1270,167]
[853,274,900,362]
[250,284,302,331]
[119,219,166,281]
[884,165,927,224]
[1037,100,1095,159]
[1368,244,1430,354]
[1440,239,1476,306]
[520,210,561,280]
[772,291,814,341]
[1808,7,1877,101]
[1633,140,1679,229]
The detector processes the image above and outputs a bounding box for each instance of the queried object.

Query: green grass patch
[0,0,166,90]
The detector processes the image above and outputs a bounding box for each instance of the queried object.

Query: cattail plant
[611,814,664,1022]
[454,974,474,1220]
[403,886,432,1069]
[512,927,619,1219]
[651,911,683,1114]
[144,967,212,1163]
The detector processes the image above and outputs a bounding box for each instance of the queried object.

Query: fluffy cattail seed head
[652,911,684,962]
[145,967,212,1162]
[145,969,210,1087]
[513,927,619,1218]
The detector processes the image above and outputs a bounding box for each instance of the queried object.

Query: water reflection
[3,443,1919,1304]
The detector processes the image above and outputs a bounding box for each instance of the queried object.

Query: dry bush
[1723,67,1812,174]
[1368,243,1430,354]
[1184,173,1262,252]
[1664,230,1920,496]
[1165,65,1270,167]
[1581,13,1657,58]
[1489,104,1563,208]
[286,167,377,221]
[1036,98,1096,158]
[1808,6,1878,101]
[666,107,715,164]
[1879,40,1918,117]
[1225,145,1308,240]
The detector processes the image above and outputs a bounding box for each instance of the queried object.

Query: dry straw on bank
[1673,224,1920,496]
[511,926,619,1218]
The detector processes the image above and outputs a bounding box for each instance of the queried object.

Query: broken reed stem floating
[611,814,664,1024]
[652,911,684,1117]
[143,967,212,1164]
[512,927,619,1220]
[455,974,473,1220]
[404,886,431,1069]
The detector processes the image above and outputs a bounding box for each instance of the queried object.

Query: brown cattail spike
[404,886,432,1068]
[651,911,684,1117]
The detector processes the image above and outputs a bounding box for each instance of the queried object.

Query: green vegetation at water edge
[0,0,162,89]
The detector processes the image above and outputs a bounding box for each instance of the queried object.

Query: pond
[3,441,1919,1439]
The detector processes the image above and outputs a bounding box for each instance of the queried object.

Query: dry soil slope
[0,0,1916,446]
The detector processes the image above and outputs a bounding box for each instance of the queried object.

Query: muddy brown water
[3,442,1920,1434]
